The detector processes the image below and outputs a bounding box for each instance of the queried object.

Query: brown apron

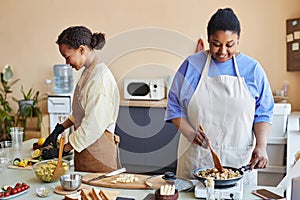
[72,57,121,173]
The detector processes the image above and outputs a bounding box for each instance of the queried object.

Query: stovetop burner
[214,183,237,189]
[194,179,243,200]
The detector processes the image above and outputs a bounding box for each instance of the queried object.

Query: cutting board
[8,165,33,170]
[82,173,151,189]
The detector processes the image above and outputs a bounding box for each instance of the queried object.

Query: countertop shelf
[120,98,167,107]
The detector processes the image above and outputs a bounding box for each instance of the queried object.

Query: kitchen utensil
[0,157,11,173]
[32,159,70,182]
[60,174,82,191]
[36,185,55,197]
[52,134,66,181]
[145,173,194,192]
[54,184,91,195]
[199,124,223,171]
[82,172,150,189]
[86,167,126,182]
[193,165,250,187]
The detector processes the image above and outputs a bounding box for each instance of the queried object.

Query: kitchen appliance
[193,165,250,187]
[145,173,194,192]
[194,179,243,199]
[47,64,74,135]
[124,78,165,100]
[47,95,71,133]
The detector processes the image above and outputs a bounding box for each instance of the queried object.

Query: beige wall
[1,0,300,112]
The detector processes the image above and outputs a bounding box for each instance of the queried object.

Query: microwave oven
[124,78,165,100]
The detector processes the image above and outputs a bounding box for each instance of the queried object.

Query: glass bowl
[32,159,70,182]
[36,185,55,197]
[0,157,11,174]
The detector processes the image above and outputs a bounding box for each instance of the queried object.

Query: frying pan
[193,165,250,187]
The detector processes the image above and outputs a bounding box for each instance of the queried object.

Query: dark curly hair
[56,26,105,50]
[207,8,241,38]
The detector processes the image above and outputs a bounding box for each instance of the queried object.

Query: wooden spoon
[52,134,66,181]
[199,124,223,172]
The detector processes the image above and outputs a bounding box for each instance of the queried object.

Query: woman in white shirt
[43,26,121,172]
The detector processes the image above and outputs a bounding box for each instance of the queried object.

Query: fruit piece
[4,191,10,197]
[28,159,39,165]
[13,158,21,166]
[31,149,41,159]
[11,188,18,195]
[18,159,28,167]
[1,185,10,191]
[38,138,46,146]
[33,142,39,150]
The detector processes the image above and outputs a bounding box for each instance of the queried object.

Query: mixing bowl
[60,174,82,191]
[32,159,70,182]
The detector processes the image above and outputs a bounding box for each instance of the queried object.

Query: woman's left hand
[249,145,269,170]
[64,142,74,152]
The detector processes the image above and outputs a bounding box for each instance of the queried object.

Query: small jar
[205,177,215,200]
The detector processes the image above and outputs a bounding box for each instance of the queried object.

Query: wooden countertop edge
[120,99,168,108]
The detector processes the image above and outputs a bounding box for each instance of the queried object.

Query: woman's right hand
[172,118,209,148]
[193,128,210,149]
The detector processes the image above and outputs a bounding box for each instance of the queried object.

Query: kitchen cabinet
[285,111,300,200]
[115,101,180,174]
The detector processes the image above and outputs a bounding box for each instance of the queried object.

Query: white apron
[177,53,257,185]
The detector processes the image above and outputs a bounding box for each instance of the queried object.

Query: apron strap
[232,55,241,77]
[201,52,211,81]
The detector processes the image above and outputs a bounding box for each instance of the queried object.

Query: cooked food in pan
[196,167,241,180]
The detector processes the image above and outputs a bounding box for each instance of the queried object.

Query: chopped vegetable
[13,158,21,166]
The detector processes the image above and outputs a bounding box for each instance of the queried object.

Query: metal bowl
[32,159,70,182]
[0,157,11,174]
[60,174,82,191]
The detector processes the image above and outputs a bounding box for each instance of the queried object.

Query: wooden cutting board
[82,173,151,189]
[54,184,92,195]
[8,165,33,170]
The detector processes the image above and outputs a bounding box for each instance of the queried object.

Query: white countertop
[0,139,285,200]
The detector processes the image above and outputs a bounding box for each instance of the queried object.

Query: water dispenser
[53,64,73,94]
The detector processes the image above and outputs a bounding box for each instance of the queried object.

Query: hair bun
[91,32,106,50]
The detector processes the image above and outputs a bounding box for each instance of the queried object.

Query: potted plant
[14,86,44,133]
[0,65,19,142]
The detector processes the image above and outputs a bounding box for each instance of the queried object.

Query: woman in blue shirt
[165,8,274,184]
